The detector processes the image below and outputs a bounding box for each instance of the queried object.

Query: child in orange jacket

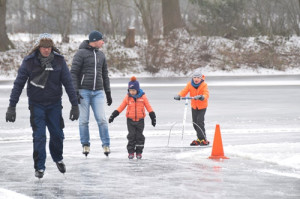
[174,69,210,146]
[109,76,156,159]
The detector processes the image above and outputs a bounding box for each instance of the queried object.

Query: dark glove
[109,110,119,123]
[194,95,204,101]
[6,106,16,122]
[174,95,181,100]
[69,105,79,121]
[149,112,156,127]
[77,91,83,104]
[105,91,112,106]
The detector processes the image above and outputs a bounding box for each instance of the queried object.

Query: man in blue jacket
[5,33,79,179]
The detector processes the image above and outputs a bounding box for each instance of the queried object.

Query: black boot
[35,169,44,179]
[56,161,66,173]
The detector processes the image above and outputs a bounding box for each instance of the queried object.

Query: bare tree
[83,0,105,31]
[0,0,14,51]
[33,0,73,43]
[106,0,116,39]
[134,0,155,43]
[161,0,184,36]
[62,0,73,43]
[284,0,300,36]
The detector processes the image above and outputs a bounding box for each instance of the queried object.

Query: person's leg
[91,90,110,147]
[46,101,64,163]
[127,119,137,154]
[192,108,207,140]
[135,120,145,154]
[30,104,47,171]
[79,89,91,147]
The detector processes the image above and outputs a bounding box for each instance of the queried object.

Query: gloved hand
[194,95,205,101]
[105,91,112,106]
[109,110,119,123]
[149,112,156,127]
[6,106,16,122]
[77,91,83,104]
[69,105,79,121]
[174,95,181,100]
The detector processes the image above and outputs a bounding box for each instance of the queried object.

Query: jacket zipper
[80,74,85,85]
[135,99,137,121]
[93,50,97,90]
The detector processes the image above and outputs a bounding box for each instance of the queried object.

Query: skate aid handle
[180,97,194,100]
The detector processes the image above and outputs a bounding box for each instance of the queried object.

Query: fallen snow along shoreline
[1,33,300,78]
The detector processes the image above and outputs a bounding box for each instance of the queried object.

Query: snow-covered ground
[1,32,300,80]
[0,75,299,198]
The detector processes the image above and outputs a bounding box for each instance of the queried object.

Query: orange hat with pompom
[128,76,140,91]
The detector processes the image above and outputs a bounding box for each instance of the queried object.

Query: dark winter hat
[128,76,140,91]
[192,68,202,78]
[89,30,103,42]
[28,33,60,55]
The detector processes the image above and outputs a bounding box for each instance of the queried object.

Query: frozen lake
[0,75,300,198]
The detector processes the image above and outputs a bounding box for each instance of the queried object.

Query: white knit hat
[192,69,202,78]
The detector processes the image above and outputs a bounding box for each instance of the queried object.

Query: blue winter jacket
[9,51,78,107]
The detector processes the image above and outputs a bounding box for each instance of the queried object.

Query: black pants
[127,119,145,154]
[192,108,207,140]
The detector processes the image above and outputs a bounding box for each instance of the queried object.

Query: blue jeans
[30,101,64,171]
[79,89,110,147]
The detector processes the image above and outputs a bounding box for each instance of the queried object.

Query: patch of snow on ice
[0,188,32,199]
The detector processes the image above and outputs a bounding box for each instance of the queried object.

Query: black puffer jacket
[71,40,110,92]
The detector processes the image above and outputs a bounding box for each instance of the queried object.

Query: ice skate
[200,139,210,146]
[136,153,142,159]
[128,153,134,159]
[82,146,90,157]
[56,161,66,174]
[35,169,44,179]
[103,146,110,156]
[190,139,210,146]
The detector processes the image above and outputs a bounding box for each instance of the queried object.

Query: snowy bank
[1,32,300,78]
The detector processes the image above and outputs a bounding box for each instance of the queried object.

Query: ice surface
[0,75,299,198]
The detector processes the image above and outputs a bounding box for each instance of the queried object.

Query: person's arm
[178,82,190,97]
[143,95,156,127]
[102,56,110,93]
[102,56,112,106]
[116,95,128,113]
[70,50,84,91]
[202,83,209,100]
[143,95,153,113]
[6,60,29,122]
[9,60,29,107]
[61,60,78,106]
[61,60,79,121]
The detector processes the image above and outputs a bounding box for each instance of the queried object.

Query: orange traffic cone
[209,124,229,159]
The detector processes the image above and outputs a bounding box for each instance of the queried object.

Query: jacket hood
[128,89,145,99]
[79,40,98,50]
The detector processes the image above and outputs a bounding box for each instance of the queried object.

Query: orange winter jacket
[117,93,153,121]
[178,76,209,110]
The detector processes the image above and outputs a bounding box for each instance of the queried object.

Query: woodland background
[1,0,300,75]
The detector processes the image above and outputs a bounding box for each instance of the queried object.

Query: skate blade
[83,152,89,157]
[104,152,110,157]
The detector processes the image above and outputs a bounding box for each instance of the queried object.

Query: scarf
[30,52,54,89]
[128,89,145,99]
[191,79,203,89]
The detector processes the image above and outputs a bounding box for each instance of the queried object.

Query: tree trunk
[134,0,154,43]
[124,28,135,48]
[62,0,73,43]
[161,0,183,36]
[106,0,116,39]
[0,0,14,51]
